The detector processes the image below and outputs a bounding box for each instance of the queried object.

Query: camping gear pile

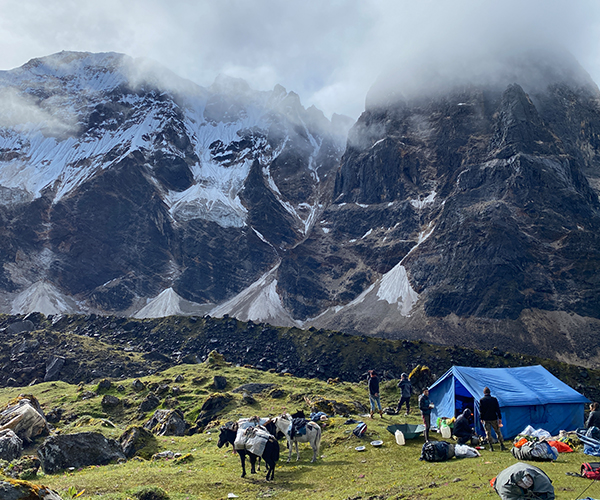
[578,427,600,457]
[419,440,481,461]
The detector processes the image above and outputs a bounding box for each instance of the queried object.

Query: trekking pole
[574,478,595,500]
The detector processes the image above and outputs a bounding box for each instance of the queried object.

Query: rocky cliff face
[273,52,600,362]
[0,52,350,315]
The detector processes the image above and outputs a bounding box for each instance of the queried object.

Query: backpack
[581,462,600,480]
[420,440,455,462]
[353,422,367,438]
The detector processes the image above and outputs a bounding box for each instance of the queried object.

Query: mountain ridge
[1,50,600,366]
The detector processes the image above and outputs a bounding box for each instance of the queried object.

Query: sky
[1,0,600,119]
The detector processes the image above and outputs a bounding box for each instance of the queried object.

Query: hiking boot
[500,444,507,451]
[379,410,383,417]
[369,411,374,419]
[489,444,495,452]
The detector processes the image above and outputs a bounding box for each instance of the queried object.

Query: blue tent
[428,365,589,439]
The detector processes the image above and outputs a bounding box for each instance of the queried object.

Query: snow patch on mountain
[376,263,419,315]
[410,191,437,209]
[210,265,300,327]
[11,280,80,316]
[134,287,213,318]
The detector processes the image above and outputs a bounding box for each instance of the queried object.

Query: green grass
[1,362,598,500]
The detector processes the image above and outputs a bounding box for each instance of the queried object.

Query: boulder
[139,393,160,413]
[97,379,112,392]
[119,426,158,459]
[174,374,185,383]
[231,383,276,394]
[242,392,256,405]
[101,395,121,409]
[0,397,48,442]
[37,432,125,474]
[144,410,186,436]
[213,376,227,390]
[155,384,170,396]
[195,394,233,429]
[132,379,146,392]
[45,408,62,424]
[44,356,65,382]
[6,320,35,335]
[0,429,23,461]
[0,478,63,500]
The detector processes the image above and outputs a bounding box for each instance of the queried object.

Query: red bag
[547,440,573,453]
[581,462,600,480]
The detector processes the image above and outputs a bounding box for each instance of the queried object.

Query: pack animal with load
[217,421,280,481]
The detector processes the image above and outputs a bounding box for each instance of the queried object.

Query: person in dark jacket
[367,370,383,418]
[586,402,600,429]
[479,386,506,451]
[453,408,476,445]
[418,388,433,442]
[397,373,412,415]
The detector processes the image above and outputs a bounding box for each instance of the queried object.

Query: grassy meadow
[1,360,599,500]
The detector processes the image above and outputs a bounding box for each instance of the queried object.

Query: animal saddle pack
[290,417,308,439]
[234,426,271,456]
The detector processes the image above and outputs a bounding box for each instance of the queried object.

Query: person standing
[418,388,433,442]
[479,386,507,451]
[586,402,600,429]
[397,373,412,415]
[367,370,383,418]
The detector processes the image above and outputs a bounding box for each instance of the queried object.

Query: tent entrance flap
[455,378,474,418]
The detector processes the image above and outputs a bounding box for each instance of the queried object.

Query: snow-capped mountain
[0,51,351,316]
[2,50,600,364]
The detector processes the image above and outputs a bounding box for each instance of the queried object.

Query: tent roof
[429,365,589,406]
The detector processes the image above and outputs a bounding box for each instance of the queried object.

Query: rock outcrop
[0,429,23,461]
[119,426,158,459]
[37,432,125,473]
[0,479,63,500]
[0,396,48,442]
[144,410,186,436]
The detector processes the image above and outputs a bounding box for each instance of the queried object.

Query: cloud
[0,87,78,137]
[0,0,599,119]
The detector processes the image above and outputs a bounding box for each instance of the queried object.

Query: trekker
[397,373,412,415]
[367,370,383,418]
[586,402,600,429]
[453,408,477,445]
[480,387,506,451]
[418,388,433,442]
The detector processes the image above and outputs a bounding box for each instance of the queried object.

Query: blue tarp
[428,365,589,439]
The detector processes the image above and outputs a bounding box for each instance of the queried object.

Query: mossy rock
[1,455,41,480]
[119,426,158,460]
[0,477,63,499]
[205,350,228,367]
[130,486,170,500]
